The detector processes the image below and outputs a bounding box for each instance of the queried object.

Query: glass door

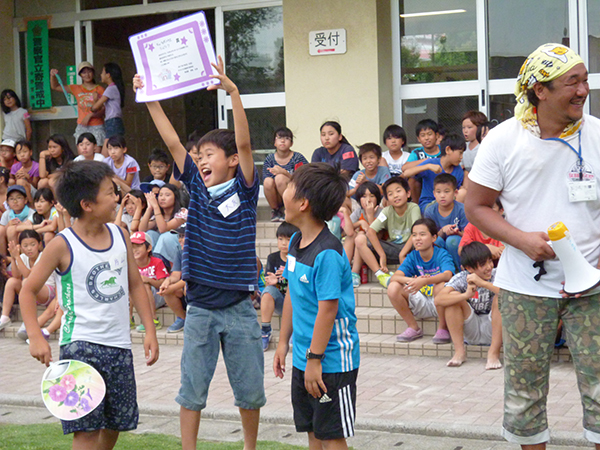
[216,4,284,174]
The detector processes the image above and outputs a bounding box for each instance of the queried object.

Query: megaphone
[548,221,600,295]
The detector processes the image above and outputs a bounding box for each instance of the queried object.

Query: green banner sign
[66,65,76,104]
[26,20,51,110]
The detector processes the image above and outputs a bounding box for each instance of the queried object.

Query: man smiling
[466,44,600,450]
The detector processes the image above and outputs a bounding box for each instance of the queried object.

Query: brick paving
[0,335,585,438]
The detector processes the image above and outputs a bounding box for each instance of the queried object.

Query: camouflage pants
[499,289,600,445]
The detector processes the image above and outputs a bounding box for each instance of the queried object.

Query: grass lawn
[0,423,307,450]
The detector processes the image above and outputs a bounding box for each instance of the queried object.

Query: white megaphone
[548,221,600,295]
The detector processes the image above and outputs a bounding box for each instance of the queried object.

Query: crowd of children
[0,51,508,450]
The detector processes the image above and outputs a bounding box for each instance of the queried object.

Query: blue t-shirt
[174,154,259,304]
[424,201,469,233]
[406,146,441,162]
[415,159,464,211]
[283,227,360,373]
[311,142,359,175]
[349,166,391,190]
[398,246,455,297]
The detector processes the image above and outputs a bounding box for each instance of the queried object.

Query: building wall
[282,0,394,161]
[0,0,15,134]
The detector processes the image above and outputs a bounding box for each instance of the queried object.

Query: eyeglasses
[150,164,167,170]
[275,136,291,141]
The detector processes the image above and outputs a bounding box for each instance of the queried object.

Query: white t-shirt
[74,153,104,162]
[462,142,479,172]
[20,252,56,287]
[469,115,600,297]
[382,151,409,176]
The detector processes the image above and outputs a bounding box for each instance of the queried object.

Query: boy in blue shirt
[387,218,455,343]
[274,163,360,449]
[403,133,465,212]
[347,143,391,198]
[424,173,468,270]
[134,56,266,450]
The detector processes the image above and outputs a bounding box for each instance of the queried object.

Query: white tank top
[57,223,131,349]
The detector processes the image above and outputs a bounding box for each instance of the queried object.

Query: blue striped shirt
[174,154,259,292]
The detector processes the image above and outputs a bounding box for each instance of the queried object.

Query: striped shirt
[174,154,259,292]
[283,227,360,373]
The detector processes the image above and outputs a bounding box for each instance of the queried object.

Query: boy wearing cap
[130,231,169,332]
[1,184,34,256]
[0,139,16,171]
[50,62,106,147]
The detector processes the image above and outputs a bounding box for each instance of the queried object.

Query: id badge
[568,180,597,202]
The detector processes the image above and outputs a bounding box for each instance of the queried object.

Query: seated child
[401,119,441,170]
[461,110,488,172]
[21,160,158,449]
[381,124,409,176]
[11,140,39,190]
[0,230,56,331]
[115,189,147,232]
[273,163,360,449]
[347,143,391,198]
[386,218,455,343]
[403,133,465,212]
[434,242,502,370]
[103,135,141,192]
[355,177,420,288]
[1,185,34,256]
[342,181,383,280]
[74,133,104,162]
[0,167,9,213]
[38,134,75,189]
[131,231,169,332]
[459,198,504,262]
[261,221,299,351]
[158,225,187,333]
[424,173,468,269]
[0,139,16,171]
[262,127,308,222]
[12,188,58,246]
[143,148,171,183]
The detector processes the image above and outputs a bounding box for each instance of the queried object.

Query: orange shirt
[70,84,105,126]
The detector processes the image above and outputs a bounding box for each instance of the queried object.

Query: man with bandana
[466,43,600,449]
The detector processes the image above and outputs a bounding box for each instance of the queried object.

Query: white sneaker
[0,316,11,331]
[17,323,28,341]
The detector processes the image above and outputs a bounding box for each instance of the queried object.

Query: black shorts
[291,366,358,441]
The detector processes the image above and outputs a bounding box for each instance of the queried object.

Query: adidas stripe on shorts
[292,367,358,441]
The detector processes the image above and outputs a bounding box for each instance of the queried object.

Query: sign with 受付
[129,11,219,102]
[26,20,51,110]
[309,29,346,56]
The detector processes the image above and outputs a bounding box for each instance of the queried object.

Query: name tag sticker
[109,253,127,271]
[568,180,597,202]
[287,255,296,272]
[218,193,240,218]
[377,212,387,222]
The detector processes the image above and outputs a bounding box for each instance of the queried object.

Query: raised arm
[207,56,254,185]
[133,75,187,172]
[402,163,442,179]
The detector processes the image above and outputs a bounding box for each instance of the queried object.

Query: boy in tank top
[20,160,159,450]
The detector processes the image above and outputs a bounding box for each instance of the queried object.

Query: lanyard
[545,132,583,180]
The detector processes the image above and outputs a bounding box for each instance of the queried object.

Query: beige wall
[283,0,394,162]
[0,0,15,134]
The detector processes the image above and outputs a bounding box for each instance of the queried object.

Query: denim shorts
[262,285,284,315]
[104,117,124,139]
[176,298,266,411]
[59,341,138,434]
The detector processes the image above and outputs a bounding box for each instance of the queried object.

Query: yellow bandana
[514,43,585,138]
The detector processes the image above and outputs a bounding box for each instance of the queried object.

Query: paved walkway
[0,337,589,447]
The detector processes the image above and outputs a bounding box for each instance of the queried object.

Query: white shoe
[17,323,28,341]
[0,316,11,331]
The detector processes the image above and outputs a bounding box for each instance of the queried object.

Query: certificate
[129,11,219,102]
